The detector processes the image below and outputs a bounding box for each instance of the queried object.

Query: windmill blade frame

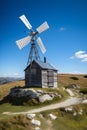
[16,36,31,49]
[36,21,49,34]
[16,14,49,64]
[37,37,46,54]
[19,15,32,30]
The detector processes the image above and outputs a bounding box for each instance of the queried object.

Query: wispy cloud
[13,73,21,77]
[67,71,87,74]
[59,27,66,31]
[70,50,87,62]
[0,73,24,78]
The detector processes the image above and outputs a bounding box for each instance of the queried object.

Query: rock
[28,89,36,93]
[36,90,44,97]
[66,89,74,96]
[49,113,57,120]
[27,113,36,119]
[71,84,80,89]
[39,114,44,119]
[65,107,73,112]
[58,94,62,98]
[10,88,37,98]
[73,112,77,116]
[31,119,41,126]
[36,90,43,93]
[35,127,40,130]
[78,109,83,115]
[39,94,53,103]
[82,99,87,104]
[62,87,65,90]
[50,93,55,98]
[9,87,61,104]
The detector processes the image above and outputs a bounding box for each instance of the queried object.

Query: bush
[80,88,87,94]
[83,75,87,78]
[70,76,79,80]
[65,84,75,89]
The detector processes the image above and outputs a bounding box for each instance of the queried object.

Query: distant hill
[0,77,24,85]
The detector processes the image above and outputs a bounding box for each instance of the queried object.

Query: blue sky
[0,0,87,77]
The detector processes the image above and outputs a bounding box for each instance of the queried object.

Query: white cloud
[13,73,24,78]
[59,27,66,31]
[70,50,87,62]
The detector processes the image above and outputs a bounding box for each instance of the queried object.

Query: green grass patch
[80,88,87,94]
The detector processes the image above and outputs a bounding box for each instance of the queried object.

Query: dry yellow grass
[58,74,87,88]
[0,80,25,99]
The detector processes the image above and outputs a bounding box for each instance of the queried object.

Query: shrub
[70,76,79,80]
[83,75,87,78]
[80,88,87,94]
[65,84,77,89]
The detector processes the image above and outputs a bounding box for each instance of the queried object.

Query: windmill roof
[25,60,58,71]
[34,60,57,71]
[34,60,57,70]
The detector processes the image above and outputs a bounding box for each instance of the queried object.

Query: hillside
[58,74,87,88]
[0,74,87,100]
[0,74,87,130]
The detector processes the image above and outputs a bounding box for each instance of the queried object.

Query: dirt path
[3,97,82,115]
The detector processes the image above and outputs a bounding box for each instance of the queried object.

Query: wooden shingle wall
[25,61,58,88]
[42,70,58,88]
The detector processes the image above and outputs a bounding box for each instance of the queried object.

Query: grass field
[58,74,87,88]
[0,103,87,130]
[0,74,87,130]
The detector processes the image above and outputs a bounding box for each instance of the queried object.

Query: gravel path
[3,97,82,115]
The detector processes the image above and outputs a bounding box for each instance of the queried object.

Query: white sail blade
[16,36,31,49]
[37,37,46,54]
[19,15,32,30]
[36,21,49,34]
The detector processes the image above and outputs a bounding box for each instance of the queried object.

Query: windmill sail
[36,21,49,34]
[19,15,32,30]
[16,36,31,49]
[16,14,49,65]
[37,37,46,54]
